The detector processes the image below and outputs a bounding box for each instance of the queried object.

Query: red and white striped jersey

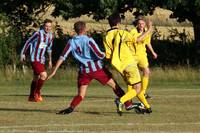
[21,29,54,64]
[60,35,105,73]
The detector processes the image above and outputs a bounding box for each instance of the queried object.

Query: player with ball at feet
[47,21,133,114]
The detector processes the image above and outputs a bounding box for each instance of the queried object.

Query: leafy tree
[0,0,53,68]
[0,0,52,31]
[2,0,199,45]
[52,0,200,46]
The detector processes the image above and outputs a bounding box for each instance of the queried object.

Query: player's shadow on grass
[4,94,112,99]
[82,110,137,116]
[0,108,55,113]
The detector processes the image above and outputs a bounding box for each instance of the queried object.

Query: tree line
[0,0,200,69]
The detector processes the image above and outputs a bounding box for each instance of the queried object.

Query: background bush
[0,25,200,71]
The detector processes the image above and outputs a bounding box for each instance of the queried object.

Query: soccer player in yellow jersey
[103,14,152,115]
[130,16,157,99]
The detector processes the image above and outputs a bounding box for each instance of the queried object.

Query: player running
[103,14,152,115]
[20,19,54,102]
[47,21,132,114]
[130,16,157,99]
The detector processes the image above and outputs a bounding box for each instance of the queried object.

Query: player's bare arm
[47,59,63,80]
[48,52,53,69]
[147,43,158,59]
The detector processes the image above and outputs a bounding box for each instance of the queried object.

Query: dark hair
[74,21,86,34]
[44,19,52,25]
[108,13,121,27]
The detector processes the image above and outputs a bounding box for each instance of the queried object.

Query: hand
[48,61,52,69]
[152,52,158,59]
[20,54,26,63]
[46,70,56,80]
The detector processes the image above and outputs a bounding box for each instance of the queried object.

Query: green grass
[0,68,200,132]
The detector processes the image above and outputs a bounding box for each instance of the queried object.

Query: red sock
[35,79,45,95]
[70,95,83,108]
[30,80,37,97]
[124,100,133,108]
[113,86,125,98]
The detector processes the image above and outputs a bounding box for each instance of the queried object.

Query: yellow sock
[137,91,150,108]
[127,85,132,92]
[142,76,149,94]
[120,88,137,104]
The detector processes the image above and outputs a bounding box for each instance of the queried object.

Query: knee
[134,83,141,94]
[138,89,145,95]
[40,72,47,80]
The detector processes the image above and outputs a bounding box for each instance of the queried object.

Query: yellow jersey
[103,28,137,74]
[130,28,151,56]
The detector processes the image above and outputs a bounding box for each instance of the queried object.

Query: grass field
[0,68,200,133]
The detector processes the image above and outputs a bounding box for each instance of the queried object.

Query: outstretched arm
[47,58,64,80]
[47,41,71,80]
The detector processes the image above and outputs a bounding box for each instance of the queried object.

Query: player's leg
[70,85,88,109]
[94,68,133,110]
[106,78,133,110]
[137,61,152,113]
[35,71,47,101]
[119,83,140,104]
[115,64,141,115]
[57,85,88,115]
[100,68,125,97]
[137,87,151,109]
[137,89,152,113]
[29,62,46,102]
[137,60,152,113]
[31,62,46,101]
[57,72,91,115]
[106,78,124,97]
[28,74,39,101]
[138,55,151,98]
[141,67,150,94]
[115,83,140,116]
[93,68,124,97]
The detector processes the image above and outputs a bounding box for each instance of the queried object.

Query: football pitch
[0,79,200,133]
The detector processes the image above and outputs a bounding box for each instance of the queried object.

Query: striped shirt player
[20,19,54,102]
[21,29,53,65]
[59,34,114,87]
[47,21,129,114]
[60,35,105,74]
